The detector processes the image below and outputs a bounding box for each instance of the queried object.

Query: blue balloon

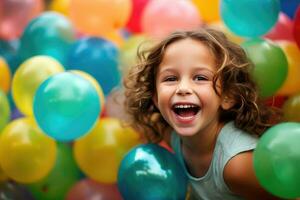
[221,0,280,37]
[66,37,120,95]
[118,144,188,200]
[280,0,300,19]
[19,12,75,66]
[33,72,101,141]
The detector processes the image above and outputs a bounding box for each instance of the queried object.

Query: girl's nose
[176,80,192,95]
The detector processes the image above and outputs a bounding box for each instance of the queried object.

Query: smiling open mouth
[172,104,200,118]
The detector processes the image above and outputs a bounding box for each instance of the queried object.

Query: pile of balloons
[0,0,300,199]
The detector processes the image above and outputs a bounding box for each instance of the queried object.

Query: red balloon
[66,179,123,200]
[264,12,294,42]
[294,6,300,48]
[0,0,44,40]
[126,0,151,33]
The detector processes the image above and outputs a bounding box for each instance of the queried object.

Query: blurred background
[0,0,300,199]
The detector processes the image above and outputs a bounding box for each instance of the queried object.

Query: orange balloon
[69,0,132,37]
[192,0,220,23]
[74,118,141,183]
[0,57,11,93]
[276,41,300,96]
[103,30,124,48]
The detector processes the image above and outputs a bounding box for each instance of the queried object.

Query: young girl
[124,28,283,200]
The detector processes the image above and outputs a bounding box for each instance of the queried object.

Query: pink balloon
[141,0,202,38]
[66,179,123,200]
[264,12,294,42]
[0,0,44,40]
[126,0,151,33]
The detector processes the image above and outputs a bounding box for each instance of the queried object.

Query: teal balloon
[254,122,300,198]
[118,144,188,200]
[33,72,100,141]
[19,11,75,65]
[242,38,288,97]
[221,0,280,37]
[28,143,81,200]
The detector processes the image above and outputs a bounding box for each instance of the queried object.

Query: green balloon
[242,38,288,98]
[254,122,300,198]
[0,89,10,132]
[27,143,81,200]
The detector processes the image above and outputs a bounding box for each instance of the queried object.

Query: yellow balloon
[69,0,132,37]
[70,70,105,110]
[208,21,244,44]
[0,89,10,132]
[119,34,152,76]
[12,56,64,116]
[0,166,8,182]
[283,94,300,122]
[0,118,57,183]
[276,41,300,96]
[74,118,141,183]
[49,0,70,16]
[0,57,11,93]
[192,0,220,23]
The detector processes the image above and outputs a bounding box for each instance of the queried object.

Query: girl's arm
[223,151,285,200]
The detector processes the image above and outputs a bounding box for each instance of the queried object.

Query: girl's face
[153,38,231,137]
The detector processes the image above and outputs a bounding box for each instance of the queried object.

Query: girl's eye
[164,76,177,82]
[194,75,207,81]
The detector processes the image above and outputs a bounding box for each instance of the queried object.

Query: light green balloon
[0,89,10,132]
[254,122,300,198]
[242,38,288,98]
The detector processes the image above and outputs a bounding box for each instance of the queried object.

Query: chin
[174,127,199,137]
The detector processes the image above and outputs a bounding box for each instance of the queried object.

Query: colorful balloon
[126,0,151,33]
[221,0,280,37]
[276,41,300,96]
[264,12,294,41]
[192,0,220,23]
[28,143,81,200]
[208,21,244,44]
[294,6,300,49]
[283,94,300,122]
[0,118,56,183]
[0,0,44,40]
[118,144,188,200]
[0,89,10,132]
[19,12,75,65]
[242,38,288,97]
[69,0,132,37]
[141,0,202,38]
[254,122,300,198]
[66,179,123,200]
[33,72,101,141]
[74,118,141,183]
[12,56,64,116]
[0,57,10,93]
[66,37,120,95]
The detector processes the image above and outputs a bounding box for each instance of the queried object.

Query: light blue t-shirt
[171,121,258,200]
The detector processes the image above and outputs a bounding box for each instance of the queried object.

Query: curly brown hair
[124,27,281,143]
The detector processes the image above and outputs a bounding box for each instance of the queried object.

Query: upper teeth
[174,104,196,109]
